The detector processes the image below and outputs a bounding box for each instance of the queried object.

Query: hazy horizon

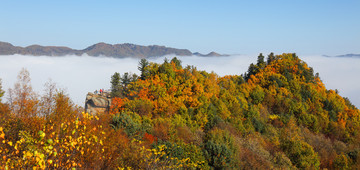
[0,54,359,109]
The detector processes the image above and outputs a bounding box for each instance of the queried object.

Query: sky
[0,55,359,109]
[0,1,360,108]
[0,0,359,55]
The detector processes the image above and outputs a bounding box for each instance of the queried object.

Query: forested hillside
[0,53,359,169]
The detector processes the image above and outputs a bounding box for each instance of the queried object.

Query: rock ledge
[85,92,111,114]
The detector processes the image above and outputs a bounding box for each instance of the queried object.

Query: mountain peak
[193,51,228,57]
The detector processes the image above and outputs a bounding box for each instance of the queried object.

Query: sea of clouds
[0,54,359,108]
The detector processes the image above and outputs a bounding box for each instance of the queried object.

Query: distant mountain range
[323,54,360,58]
[0,41,227,58]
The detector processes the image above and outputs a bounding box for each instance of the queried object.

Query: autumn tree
[138,58,149,80]
[0,79,4,103]
[111,72,122,97]
[204,128,239,169]
[7,68,39,117]
[170,57,182,68]
[280,118,320,169]
[257,53,266,69]
[0,78,8,117]
[49,90,79,124]
[333,153,350,169]
[244,63,256,81]
[121,72,137,89]
[39,79,57,119]
[267,52,275,64]
[245,53,267,81]
[111,112,140,137]
[120,72,138,97]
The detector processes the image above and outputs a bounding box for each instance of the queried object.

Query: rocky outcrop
[85,92,111,114]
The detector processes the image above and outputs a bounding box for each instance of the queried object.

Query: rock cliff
[84,92,111,114]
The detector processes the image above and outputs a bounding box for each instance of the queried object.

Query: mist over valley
[0,54,359,108]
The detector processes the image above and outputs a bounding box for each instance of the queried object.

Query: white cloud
[0,54,359,109]
[302,56,360,108]
[0,54,141,107]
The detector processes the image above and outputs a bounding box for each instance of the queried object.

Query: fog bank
[0,54,359,108]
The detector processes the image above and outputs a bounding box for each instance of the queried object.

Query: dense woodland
[0,53,359,169]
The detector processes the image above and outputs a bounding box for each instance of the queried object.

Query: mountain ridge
[0,41,227,58]
[323,53,360,58]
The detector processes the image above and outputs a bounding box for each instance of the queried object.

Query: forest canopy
[0,53,359,169]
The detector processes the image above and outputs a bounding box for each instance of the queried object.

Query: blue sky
[1,0,359,55]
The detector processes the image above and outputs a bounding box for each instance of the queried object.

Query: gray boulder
[85,92,111,114]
